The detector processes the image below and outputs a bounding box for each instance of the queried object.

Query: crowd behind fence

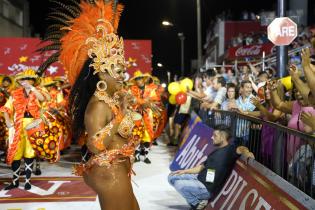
[201,109,315,198]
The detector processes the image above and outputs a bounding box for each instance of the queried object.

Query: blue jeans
[168,174,211,206]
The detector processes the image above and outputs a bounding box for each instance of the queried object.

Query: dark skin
[84,68,140,210]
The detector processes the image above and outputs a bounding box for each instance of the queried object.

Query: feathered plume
[37,0,124,84]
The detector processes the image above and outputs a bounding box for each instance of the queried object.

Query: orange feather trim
[59,1,124,85]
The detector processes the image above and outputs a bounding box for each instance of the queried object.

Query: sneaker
[4,183,19,190]
[34,167,41,176]
[134,156,140,162]
[196,200,208,210]
[24,182,31,190]
[143,157,151,164]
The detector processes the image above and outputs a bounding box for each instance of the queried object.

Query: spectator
[188,70,216,102]
[235,80,257,145]
[270,80,315,165]
[200,76,227,110]
[249,71,269,93]
[250,84,284,166]
[168,95,192,146]
[224,68,237,84]
[221,83,238,111]
[236,80,256,113]
[188,70,216,121]
[168,125,254,210]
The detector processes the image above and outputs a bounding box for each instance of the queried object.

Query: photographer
[168,125,254,210]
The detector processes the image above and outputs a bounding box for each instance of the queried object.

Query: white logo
[235,45,262,57]
[0,181,71,197]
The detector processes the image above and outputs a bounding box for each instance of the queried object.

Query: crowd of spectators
[183,47,315,195]
[189,48,315,135]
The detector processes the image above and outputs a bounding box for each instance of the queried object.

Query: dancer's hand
[20,80,33,90]
[5,120,13,128]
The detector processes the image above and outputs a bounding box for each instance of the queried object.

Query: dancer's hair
[69,59,99,141]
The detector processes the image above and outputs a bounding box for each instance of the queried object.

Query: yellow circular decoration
[168,82,181,95]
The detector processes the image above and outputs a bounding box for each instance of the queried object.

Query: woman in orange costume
[150,76,167,141]
[38,1,140,209]
[0,69,45,190]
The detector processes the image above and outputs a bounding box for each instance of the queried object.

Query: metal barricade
[205,110,315,198]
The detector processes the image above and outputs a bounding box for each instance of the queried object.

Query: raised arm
[249,76,258,93]
[270,82,293,114]
[248,62,260,77]
[250,97,283,122]
[289,64,310,104]
[301,48,315,99]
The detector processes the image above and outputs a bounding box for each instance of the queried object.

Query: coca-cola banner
[227,43,275,60]
[206,160,312,210]
[0,38,152,77]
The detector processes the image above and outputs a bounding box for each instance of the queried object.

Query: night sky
[28,0,276,82]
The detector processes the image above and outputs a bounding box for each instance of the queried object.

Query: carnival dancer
[130,71,160,164]
[150,76,167,144]
[0,69,45,190]
[54,76,71,107]
[53,76,73,152]
[38,1,140,209]
[0,76,13,162]
[41,77,71,152]
[0,76,13,103]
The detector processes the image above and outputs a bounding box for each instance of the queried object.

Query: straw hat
[53,76,67,83]
[42,77,57,86]
[129,70,152,82]
[152,76,160,84]
[15,69,39,81]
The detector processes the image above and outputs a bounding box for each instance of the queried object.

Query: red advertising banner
[227,43,275,60]
[124,40,152,78]
[0,38,152,78]
[0,38,63,76]
[206,160,307,210]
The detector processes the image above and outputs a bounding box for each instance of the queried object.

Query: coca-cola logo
[235,45,262,57]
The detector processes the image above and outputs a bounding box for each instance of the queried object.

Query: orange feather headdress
[38,0,124,85]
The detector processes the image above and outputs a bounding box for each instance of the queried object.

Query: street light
[178,33,185,77]
[157,63,163,68]
[161,21,185,76]
[162,20,174,26]
[196,0,202,70]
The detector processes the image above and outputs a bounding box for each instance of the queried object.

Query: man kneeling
[168,124,253,210]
